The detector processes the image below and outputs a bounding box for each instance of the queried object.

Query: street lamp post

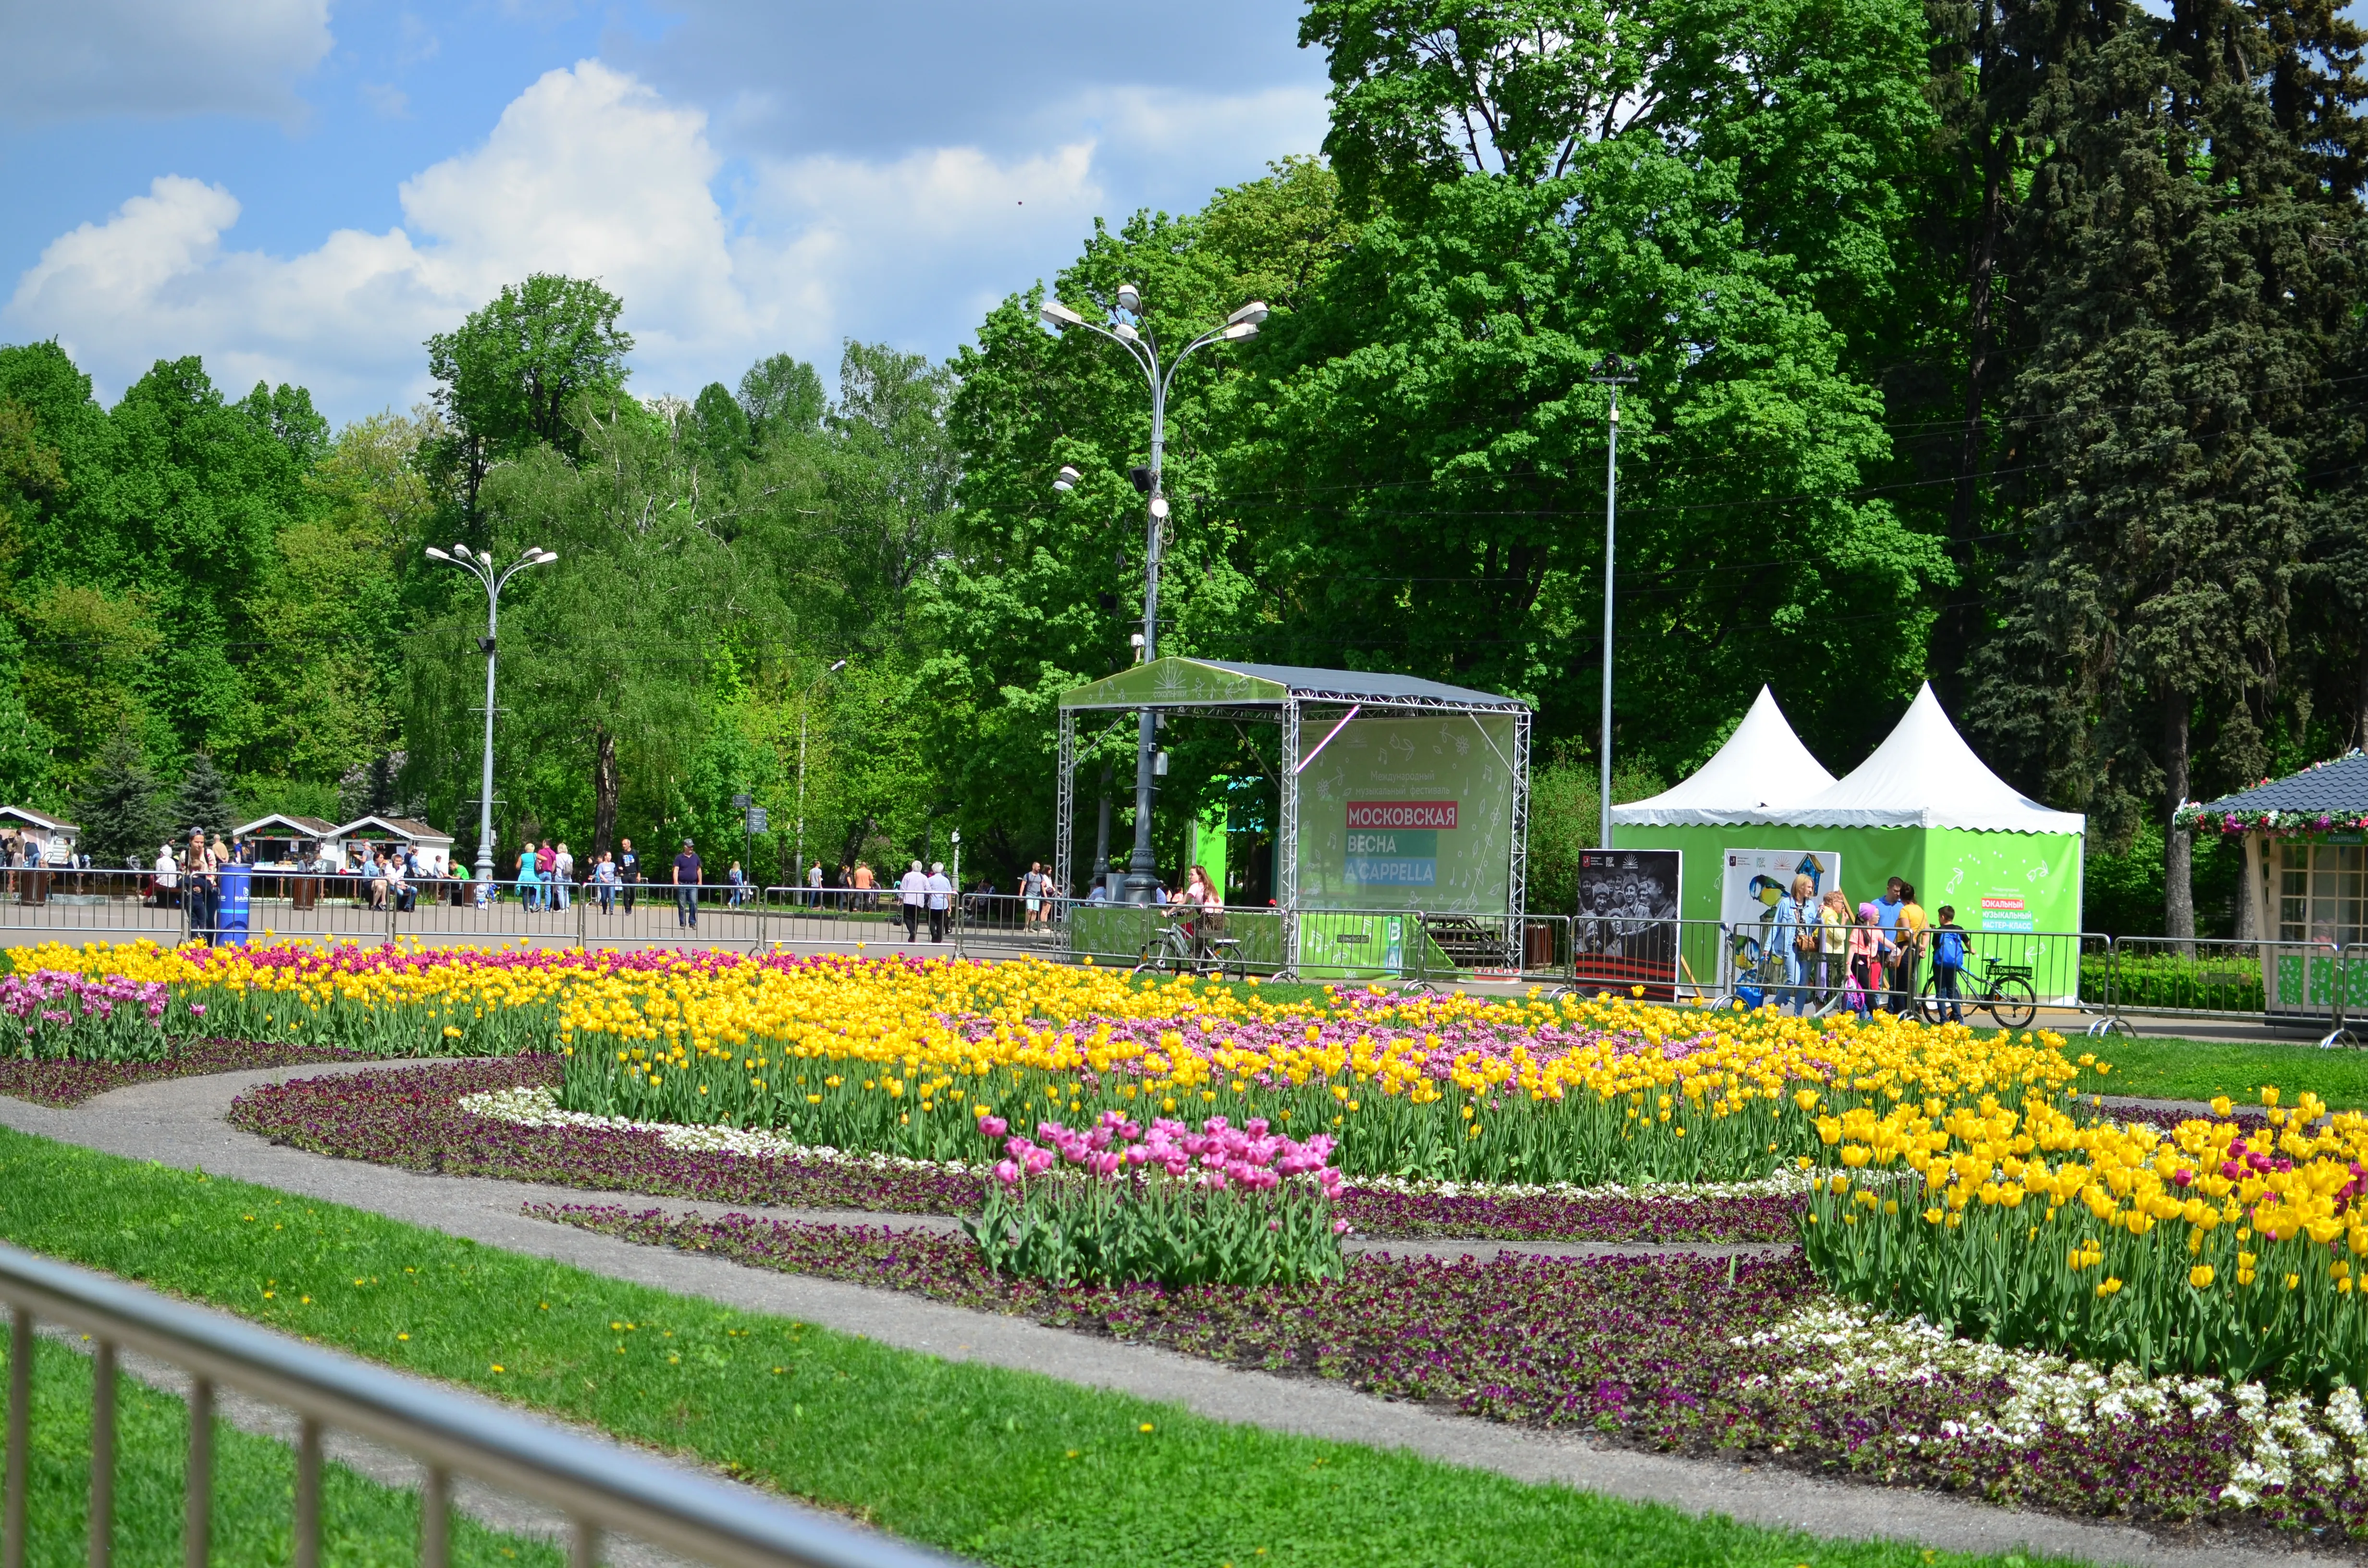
[1043,286,1265,904]
[425,543,557,882]
[1590,355,1635,851]
[794,659,850,894]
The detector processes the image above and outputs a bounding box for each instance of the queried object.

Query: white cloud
[0,0,332,125]
[3,60,1325,421]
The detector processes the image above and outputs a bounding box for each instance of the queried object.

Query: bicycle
[1133,919,1244,980]
[1918,956,2037,1030]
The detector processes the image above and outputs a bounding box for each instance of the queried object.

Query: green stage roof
[1058,656,1527,713]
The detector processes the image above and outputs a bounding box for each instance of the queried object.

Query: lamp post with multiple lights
[423,542,557,882]
[1041,283,1265,904]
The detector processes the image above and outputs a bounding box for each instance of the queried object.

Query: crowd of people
[1756,874,1973,1021]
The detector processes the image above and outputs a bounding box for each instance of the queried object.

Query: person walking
[592,851,617,914]
[728,859,747,906]
[553,842,574,911]
[672,838,703,930]
[1021,862,1048,930]
[852,861,876,911]
[898,859,926,941]
[925,860,953,943]
[618,839,639,914]
[1930,904,1969,1024]
[1892,881,1928,1015]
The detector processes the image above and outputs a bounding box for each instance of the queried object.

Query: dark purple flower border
[0,1039,381,1107]
[542,1203,2368,1548]
[225,1061,1802,1243]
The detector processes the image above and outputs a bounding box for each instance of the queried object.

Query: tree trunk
[2165,697,2195,952]
[592,726,619,859]
[2356,636,2368,754]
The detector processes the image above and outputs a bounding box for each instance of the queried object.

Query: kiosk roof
[1058,656,1528,714]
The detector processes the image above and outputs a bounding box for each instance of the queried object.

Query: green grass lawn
[0,1127,2086,1568]
[5,1329,550,1566]
[2063,1033,2368,1109]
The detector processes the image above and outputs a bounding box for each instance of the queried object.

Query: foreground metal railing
[0,1242,953,1568]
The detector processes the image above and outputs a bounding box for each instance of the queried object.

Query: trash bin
[291,872,317,912]
[219,865,252,945]
[1524,920,1555,969]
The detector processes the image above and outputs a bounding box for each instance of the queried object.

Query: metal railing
[2,875,2358,1042]
[0,1241,952,1568]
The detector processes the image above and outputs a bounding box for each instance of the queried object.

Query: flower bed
[1804,1087,2368,1394]
[226,1062,1801,1241]
[0,1038,379,1107]
[539,1203,2368,1541]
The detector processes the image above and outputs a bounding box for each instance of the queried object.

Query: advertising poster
[1572,849,1683,1000]
[1295,714,1518,915]
[1720,848,1842,987]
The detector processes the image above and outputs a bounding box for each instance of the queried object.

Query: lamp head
[1039,299,1085,329]
[1053,464,1081,492]
[451,543,473,561]
[1220,320,1258,342]
[424,547,451,562]
[1115,282,1141,314]
[1227,300,1269,327]
[828,658,849,673]
[1112,322,1140,343]
[1148,496,1170,520]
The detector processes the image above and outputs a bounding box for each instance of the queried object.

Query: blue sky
[0,0,1330,424]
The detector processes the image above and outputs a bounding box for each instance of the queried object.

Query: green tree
[74,725,167,868]
[170,752,234,839]
[422,275,633,520]
[738,354,828,446]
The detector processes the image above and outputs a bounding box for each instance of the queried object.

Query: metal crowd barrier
[2100,934,2359,1045]
[0,1241,950,1568]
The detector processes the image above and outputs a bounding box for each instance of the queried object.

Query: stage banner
[1295,714,1519,915]
[1572,849,1682,1000]
[1719,848,1842,986]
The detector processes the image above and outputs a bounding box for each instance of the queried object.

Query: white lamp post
[425,544,557,882]
[1041,288,1266,904]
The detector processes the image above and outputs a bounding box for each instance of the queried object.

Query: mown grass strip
[4,1330,551,1566]
[2065,1033,2368,1108]
[0,1126,2084,1568]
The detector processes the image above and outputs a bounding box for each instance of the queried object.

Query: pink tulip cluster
[0,970,172,1029]
[983,1109,1344,1198]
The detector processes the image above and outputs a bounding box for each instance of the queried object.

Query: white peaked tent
[1612,686,1836,825]
[1787,685,2084,833]
[1612,683,2084,944]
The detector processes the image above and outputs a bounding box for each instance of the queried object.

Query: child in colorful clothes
[1849,902,1895,1017]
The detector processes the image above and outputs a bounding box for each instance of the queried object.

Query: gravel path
[0,1063,2347,1568]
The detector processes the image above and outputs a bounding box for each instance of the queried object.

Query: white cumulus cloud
[0,0,333,125]
[5,58,1321,421]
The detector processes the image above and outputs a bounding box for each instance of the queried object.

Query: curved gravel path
[0,1063,2348,1568]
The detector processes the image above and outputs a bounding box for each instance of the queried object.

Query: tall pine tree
[170,753,234,840]
[74,727,166,869]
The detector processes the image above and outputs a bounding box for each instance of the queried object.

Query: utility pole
[1044,286,1266,904]
[423,542,557,881]
[1591,355,1636,851]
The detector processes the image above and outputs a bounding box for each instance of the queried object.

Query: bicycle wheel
[1912,978,1945,1027]
[1988,975,2037,1030]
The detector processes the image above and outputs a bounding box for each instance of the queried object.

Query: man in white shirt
[806,860,823,907]
[898,859,927,942]
[153,844,177,907]
[924,860,953,944]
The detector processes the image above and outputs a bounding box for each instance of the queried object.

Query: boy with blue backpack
[1930,905,1969,1023]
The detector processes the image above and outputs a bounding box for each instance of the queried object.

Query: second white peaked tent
[1787,683,2083,833]
[1611,686,1836,825]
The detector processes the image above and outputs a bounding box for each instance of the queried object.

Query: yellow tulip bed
[1802,1085,2368,1393]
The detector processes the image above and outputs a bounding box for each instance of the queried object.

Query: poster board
[1295,713,1519,915]
[1572,849,1683,1000]
[1720,848,1842,987]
